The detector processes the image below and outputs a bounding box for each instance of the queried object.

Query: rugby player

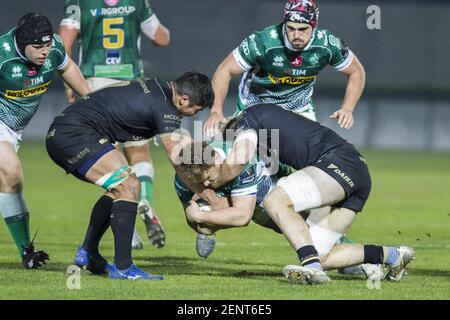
[46,72,214,280]
[210,104,415,284]
[0,13,89,269]
[175,142,414,283]
[204,0,365,135]
[59,0,171,250]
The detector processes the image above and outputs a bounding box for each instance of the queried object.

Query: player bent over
[46,73,214,280]
[0,13,90,269]
[176,142,414,283]
[211,104,415,284]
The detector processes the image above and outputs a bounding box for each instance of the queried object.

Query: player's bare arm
[58,25,79,103]
[204,52,246,136]
[330,54,366,129]
[214,129,258,188]
[152,24,170,46]
[186,195,256,228]
[58,57,90,98]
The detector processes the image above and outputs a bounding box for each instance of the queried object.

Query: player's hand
[198,189,229,210]
[186,200,203,223]
[330,108,354,129]
[204,111,227,138]
[65,87,77,104]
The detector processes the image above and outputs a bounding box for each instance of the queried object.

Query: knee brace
[276,170,322,212]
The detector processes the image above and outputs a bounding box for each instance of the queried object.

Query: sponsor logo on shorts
[46,129,55,140]
[68,147,90,165]
[132,135,143,141]
[268,73,316,85]
[99,138,109,144]
[359,156,368,165]
[328,163,355,188]
[5,81,51,99]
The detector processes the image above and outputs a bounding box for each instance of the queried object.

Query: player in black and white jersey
[216,104,414,285]
[46,72,214,280]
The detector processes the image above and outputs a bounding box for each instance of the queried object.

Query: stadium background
[0,0,449,300]
[0,0,449,150]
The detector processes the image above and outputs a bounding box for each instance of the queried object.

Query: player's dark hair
[178,142,217,184]
[173,72,215,109]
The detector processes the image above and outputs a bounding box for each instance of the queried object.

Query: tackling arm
[213,129,258,188]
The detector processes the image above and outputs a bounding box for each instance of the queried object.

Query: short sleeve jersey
[230,104,349,170]
[0,28,68,131]
[61,0,155,79]
[52,78,181,143]
[233,24,353,112]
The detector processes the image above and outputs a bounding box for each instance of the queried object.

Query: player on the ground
[204,104,414,285]
[204,0,365,136]
[175,142,414,283]
[59,0,171,250]
[46,72,214,280]
[0,12,90,269]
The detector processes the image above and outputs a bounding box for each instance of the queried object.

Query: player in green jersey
[204,0,366,136]
[0,13,90,269]
[59,0,170,250]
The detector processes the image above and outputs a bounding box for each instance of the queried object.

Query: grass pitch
[0,142,449,300]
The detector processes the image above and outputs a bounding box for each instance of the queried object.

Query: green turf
[0,142,449,299]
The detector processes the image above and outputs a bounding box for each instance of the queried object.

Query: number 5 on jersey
[103,17,124,49]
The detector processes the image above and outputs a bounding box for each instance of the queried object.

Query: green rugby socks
[134,162,154,205]
[0,192,30,257]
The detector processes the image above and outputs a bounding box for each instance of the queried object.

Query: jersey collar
[282,23,316,52]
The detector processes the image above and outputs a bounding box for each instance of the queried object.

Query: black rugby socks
[82,195,114,253]
[110,200,138,270]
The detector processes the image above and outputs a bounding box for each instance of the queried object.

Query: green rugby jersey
[233,24,353,113]
[175,141,261,206]
[0,28,68,131]
[174,140,294,208]
[61,0,156,80]
[174,140,294,229]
